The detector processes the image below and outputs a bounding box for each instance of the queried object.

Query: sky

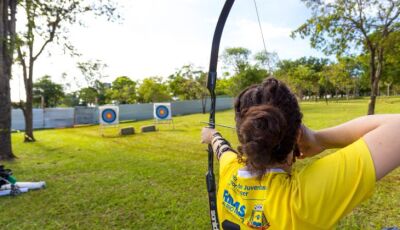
[10,0,326,102]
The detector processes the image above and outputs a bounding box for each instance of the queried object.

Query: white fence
[12,97,234,130]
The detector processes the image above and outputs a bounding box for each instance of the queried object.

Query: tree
[379,31,400,95]
[293,0,400,114]
[221,47,270,95]
[291,65,315,99]
[222,47,251,73]
[323,61,353,99]
[197,71,210,113]
[33,75,64,108]
[296,57,329,99]
[168,72,186,100]
[93,80,110,105]
[0,0,17,160]
[137,77,171,103]
[62,92,80,107]
[168,65,206,100]
[215,77,233,96]
[229,66,267,96]
[78,87,98,106]
[355,54,375,96]
[254,51,279,72]
[275,57,328,100]
[108,76,137,104]
[15,0,119,142]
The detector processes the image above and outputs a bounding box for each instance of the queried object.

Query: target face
[156,105,169,119]
[99,106,119,125]
[102,109,117,123]
[154,103,172,120]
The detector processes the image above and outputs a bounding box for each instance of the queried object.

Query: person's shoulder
[220,151,239,168]
[220,151,240,176]
[340,138,370,156]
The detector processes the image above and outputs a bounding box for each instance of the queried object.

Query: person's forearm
[315,114,400,150]
[210,132,236,160]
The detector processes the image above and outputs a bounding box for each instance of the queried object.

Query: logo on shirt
[228,174,267,199]
[247,204,270,230]
[223,190,246,220]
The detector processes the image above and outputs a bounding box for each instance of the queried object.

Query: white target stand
[153,103,174,129]
[99,105,120,136]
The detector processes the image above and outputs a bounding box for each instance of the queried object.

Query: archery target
[99,106,119,125]
[154,103,172,120]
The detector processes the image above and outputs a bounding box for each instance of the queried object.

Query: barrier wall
[12,97,234,130]
[12,108,74,130]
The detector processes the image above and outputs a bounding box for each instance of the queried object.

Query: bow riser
[206,1,235,229]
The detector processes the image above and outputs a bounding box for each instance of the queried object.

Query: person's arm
[299,115,400,180]
[201,127,235,160]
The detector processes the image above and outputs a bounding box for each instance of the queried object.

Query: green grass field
[1,97,400,229]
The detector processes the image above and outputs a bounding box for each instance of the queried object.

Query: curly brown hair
[234,77,302,175]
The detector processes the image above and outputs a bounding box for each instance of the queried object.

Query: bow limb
[206,1,235,229]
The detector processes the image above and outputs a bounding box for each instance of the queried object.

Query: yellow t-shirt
[217,138,376,230]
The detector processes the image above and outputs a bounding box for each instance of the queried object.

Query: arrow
[200,121,236,130]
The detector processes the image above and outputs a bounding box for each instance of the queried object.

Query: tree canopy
[292,0,400,114]
[137,77,171,103]
[168,65,206,100]
[107,76,137,104]
[33,75,65,108]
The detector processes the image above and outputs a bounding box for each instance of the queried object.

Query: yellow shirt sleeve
[291,138,376,229]
[219,151,239,177]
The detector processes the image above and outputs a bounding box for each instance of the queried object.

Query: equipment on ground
[0,165,46,197]
[141,125,157,133]
[1,181,46,190]
[120,127,135,135]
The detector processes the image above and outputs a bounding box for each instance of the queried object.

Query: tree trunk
[201,95,207,114]
[0,0,17,160]
[367,49,378,115]
[15,1,36,142]
[0,66,14,160]
[386,82,391,97]
[368,83,377,115]
[23,77,35,142]
[297,88,303,101]
[325,93,328,105]
[368,48,384,115]
[353,81,358,98]
[335,89,339,102]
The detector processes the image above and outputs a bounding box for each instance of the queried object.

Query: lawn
[1,97,399,229]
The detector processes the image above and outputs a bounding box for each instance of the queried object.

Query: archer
[202,77,400,229]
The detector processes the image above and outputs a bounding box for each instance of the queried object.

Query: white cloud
[220,18,324,61]
[235,19,292,40]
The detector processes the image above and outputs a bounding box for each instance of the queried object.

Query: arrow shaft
[200,121,236,130]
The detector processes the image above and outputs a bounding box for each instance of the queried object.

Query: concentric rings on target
[155,105,169,120]
[101,108,117,124]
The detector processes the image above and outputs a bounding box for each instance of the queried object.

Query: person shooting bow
[201,77,400,229]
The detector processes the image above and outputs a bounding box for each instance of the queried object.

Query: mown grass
[0,97,399,229]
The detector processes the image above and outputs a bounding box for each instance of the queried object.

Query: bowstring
[253,0,268,58]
